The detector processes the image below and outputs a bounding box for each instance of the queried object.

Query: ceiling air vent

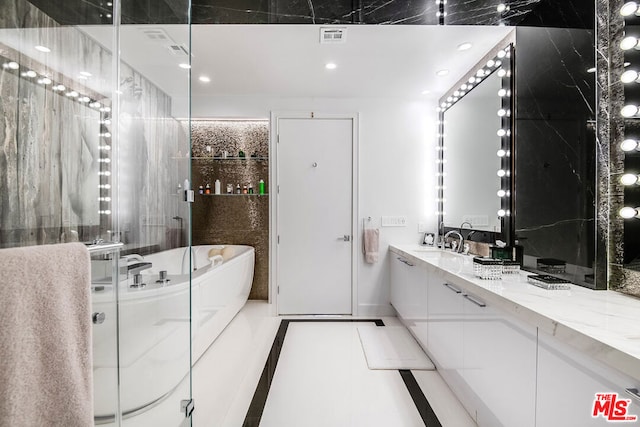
[138,28,189,56]
[320,27,346,44]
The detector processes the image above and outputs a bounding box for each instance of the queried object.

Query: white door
[277,117,353,315]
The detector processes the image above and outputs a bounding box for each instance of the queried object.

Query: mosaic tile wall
[190,120,270,300]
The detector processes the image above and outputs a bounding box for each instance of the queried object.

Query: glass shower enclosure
[0,0,194,425]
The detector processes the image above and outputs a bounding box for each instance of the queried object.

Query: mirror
[439,41,513,242]
[443,69,502,233]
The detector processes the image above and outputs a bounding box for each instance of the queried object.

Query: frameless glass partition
[1,0,193,425]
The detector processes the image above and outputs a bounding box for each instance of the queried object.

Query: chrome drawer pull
[626,388,640,402]
[443,283,462,294]
[463,294,487,307]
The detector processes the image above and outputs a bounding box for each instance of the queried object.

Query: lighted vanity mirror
[442,69,502,233]
[439,41,513,239]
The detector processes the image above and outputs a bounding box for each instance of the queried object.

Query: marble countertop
[389,244,640,382]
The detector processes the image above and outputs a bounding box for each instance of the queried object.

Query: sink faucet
[444,230,464,253]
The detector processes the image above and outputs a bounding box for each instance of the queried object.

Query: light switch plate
[381,216,407,227]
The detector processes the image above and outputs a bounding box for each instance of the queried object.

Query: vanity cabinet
[426,270,464,391]
[393,261,536,426]
[390,255,427,345]
[536,331,640,427]
[461,290,536,427]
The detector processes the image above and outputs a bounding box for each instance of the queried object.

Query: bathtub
[91,245,254,420]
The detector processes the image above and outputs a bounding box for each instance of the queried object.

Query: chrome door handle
[339,235,351,242]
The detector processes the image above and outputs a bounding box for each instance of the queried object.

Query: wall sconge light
[497,209,510,217]
[621,138,640,151]
[619,206,640,218]
[621,70,640,84]
[621,2,640,17]
[621,104,639,117]
[621,36,640,51]
[621,173,640,185]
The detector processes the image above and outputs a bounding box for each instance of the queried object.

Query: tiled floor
[123,301,475,427]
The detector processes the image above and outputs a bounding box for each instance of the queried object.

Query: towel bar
[86,242,124,253]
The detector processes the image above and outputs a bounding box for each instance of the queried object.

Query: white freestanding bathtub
[91,245,254,420]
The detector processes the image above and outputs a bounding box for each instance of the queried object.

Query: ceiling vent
[138,28,189,56]
[320,27,346,44]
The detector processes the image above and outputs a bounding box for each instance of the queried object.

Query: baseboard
[357,303,395,317]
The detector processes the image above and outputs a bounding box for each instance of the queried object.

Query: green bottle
[258,179,265,195]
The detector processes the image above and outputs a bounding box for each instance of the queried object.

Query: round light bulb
[621,173,640,185]
[497,3,507,13]
[497,189,506,197]
[619,206,639,219]
[498,89,507,97]
[497,209,507,217]
[622,104,639,117]
[497,50,506,59]
[25,70,37,78]
[497,149,507,157]
[621,139,640,151]
[621,36,639,51]
[497,69,507,77]
[621,1,640,16]
[621,70,640,84]
[497,169,507,177]
[487,60,496,68]
[497,129,507,137]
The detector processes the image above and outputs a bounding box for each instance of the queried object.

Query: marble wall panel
[22,0,590,27]
[514,26,598,288]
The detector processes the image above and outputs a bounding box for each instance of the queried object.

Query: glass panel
[0,0,120,423]
[106,0,192,424]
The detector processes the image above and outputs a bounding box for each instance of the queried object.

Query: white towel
[0,243,93,427]
[363,228,380,264]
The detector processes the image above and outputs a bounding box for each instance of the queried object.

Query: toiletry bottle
[226,183,233,194]
[242,185,248,194]
[214,179,221,195]
[248,183,254,194]
[239,150,245,158]
[258,179,265,195]
[236,184,241,194]
[198,185,204,195]
[205,184,211,195]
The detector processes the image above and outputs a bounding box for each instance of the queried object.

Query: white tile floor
[122,301,475,427]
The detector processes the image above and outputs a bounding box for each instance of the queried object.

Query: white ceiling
[82,24,513,102]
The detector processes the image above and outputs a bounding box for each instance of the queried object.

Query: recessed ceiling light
[198,75,211,83]
[587,67,596,73]
[421,90,431,95]
[179,63,191,69]
[457,42,472,51]
[79,71,92,77]
[436,69,449,76]
[325,62,337,70]
[35,45,50,53]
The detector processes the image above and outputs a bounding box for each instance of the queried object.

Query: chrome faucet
[444,230,464,253]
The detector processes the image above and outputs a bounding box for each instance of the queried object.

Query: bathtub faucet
[181,247,197,275]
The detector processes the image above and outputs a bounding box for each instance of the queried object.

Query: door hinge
[181,399,194,418]
[277,134,280,143]
[277,185,280,194]
[277,286,280,294]
[277,235,280,244]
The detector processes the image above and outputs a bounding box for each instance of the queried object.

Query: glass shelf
[198,193,268,197]
[191,156,268,161]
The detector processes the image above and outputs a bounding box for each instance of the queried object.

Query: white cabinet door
[390,255,427,345]
[536,331,640,427]
[426,270,465,396]
[462,290,537,427]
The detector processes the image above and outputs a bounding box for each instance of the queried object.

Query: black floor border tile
[399,369,443,427]
[242,318,440,427]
